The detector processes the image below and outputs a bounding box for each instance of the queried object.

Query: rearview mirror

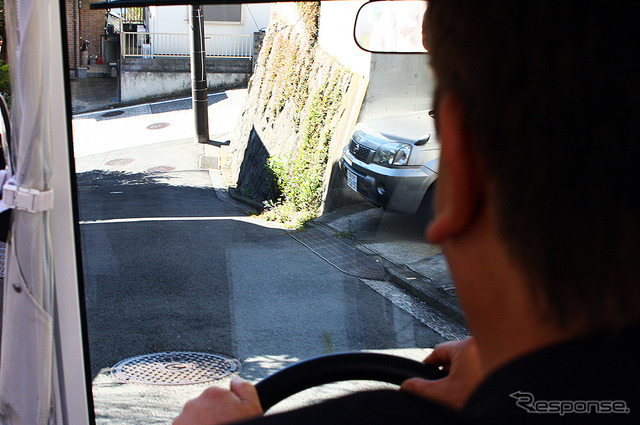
[354,0,427,53]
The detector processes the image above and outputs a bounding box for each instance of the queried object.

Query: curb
[226,187,264,211]
[381,261,466,326]
[334,234,466,327]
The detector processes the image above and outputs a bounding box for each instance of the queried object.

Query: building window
[203,4,242,23]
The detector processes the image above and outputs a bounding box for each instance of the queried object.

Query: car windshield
[66,1,467,422]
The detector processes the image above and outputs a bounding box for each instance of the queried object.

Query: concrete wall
[318,1,433,122]
[318,1,371,79]
[120,57,251,102]
[358,53,434,121]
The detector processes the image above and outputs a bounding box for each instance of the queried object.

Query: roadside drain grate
[101,110,125,118]
[111,351,240,385]
[291,226,387,281]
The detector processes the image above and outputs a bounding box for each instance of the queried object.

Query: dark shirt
[464,322,640,423]
[241,322,640,424]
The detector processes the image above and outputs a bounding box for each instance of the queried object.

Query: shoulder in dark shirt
[465,322,640,424]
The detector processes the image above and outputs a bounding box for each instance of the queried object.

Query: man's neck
[442,210,577,375]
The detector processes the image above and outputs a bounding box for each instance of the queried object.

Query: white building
[122,4,271,58]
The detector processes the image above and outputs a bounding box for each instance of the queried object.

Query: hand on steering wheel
[255,352,447,411]
[174,352,447,425]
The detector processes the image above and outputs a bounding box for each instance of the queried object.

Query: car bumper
[339,150,436,214]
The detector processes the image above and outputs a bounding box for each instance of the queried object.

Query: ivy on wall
[263,68,347,228]
[255,2,318,129]
[234,2,352,228]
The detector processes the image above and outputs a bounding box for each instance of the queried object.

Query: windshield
[66,1,466,422]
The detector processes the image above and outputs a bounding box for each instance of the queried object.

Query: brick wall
[65,0,76,69]
[65,0,106,70]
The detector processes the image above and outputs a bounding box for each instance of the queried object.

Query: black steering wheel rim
[254,352,447,412]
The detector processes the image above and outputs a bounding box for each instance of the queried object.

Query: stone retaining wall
[227,3,365,213]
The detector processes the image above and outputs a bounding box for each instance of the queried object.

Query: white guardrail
[122,32,253,58]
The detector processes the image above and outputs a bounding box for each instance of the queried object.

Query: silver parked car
[339,110,439,220]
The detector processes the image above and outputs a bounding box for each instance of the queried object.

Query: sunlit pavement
[72,89,246,159]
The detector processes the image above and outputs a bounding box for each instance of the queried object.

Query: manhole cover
[146,122,171,130]
[101,110,125,118]
[105,158,135,166]
[146,165,176,173]
[111,351,240,385]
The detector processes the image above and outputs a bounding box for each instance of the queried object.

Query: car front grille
[349,139,373,163]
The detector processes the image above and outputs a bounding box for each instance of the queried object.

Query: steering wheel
[254,352,447,411]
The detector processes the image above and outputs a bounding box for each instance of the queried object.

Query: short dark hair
[425,1,640,330]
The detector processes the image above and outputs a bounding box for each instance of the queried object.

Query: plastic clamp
[1,181,54,213]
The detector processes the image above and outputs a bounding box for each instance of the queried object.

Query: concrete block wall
[120,57,252,102]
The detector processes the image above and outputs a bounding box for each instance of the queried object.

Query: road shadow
[235,127,274,202]
[73,91,229,121]
[75,168,262,380]
[76,169,222,222]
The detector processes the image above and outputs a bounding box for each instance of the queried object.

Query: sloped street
[72,90,466,424]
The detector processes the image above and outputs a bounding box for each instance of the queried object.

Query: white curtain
[0,0,57,424]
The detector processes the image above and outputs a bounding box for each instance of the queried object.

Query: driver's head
[424,1,640,330]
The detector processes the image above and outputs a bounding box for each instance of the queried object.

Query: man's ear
[427,94,485,244]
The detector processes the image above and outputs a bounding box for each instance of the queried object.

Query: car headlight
[372,143,412,166]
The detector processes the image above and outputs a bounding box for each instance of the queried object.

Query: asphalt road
[77,162,448,369]
[74,145,462,424]
[71,91,467,424]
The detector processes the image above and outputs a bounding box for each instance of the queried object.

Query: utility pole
[189,5,209,143]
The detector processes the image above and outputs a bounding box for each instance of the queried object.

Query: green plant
[334,220,355,239]
[262,68,348,229]
[265,155,287,201]
[252,2,352,229]
[287,69,346,210]
[0,62,11,109]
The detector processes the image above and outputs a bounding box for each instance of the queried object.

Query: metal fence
[121,32,253,59]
